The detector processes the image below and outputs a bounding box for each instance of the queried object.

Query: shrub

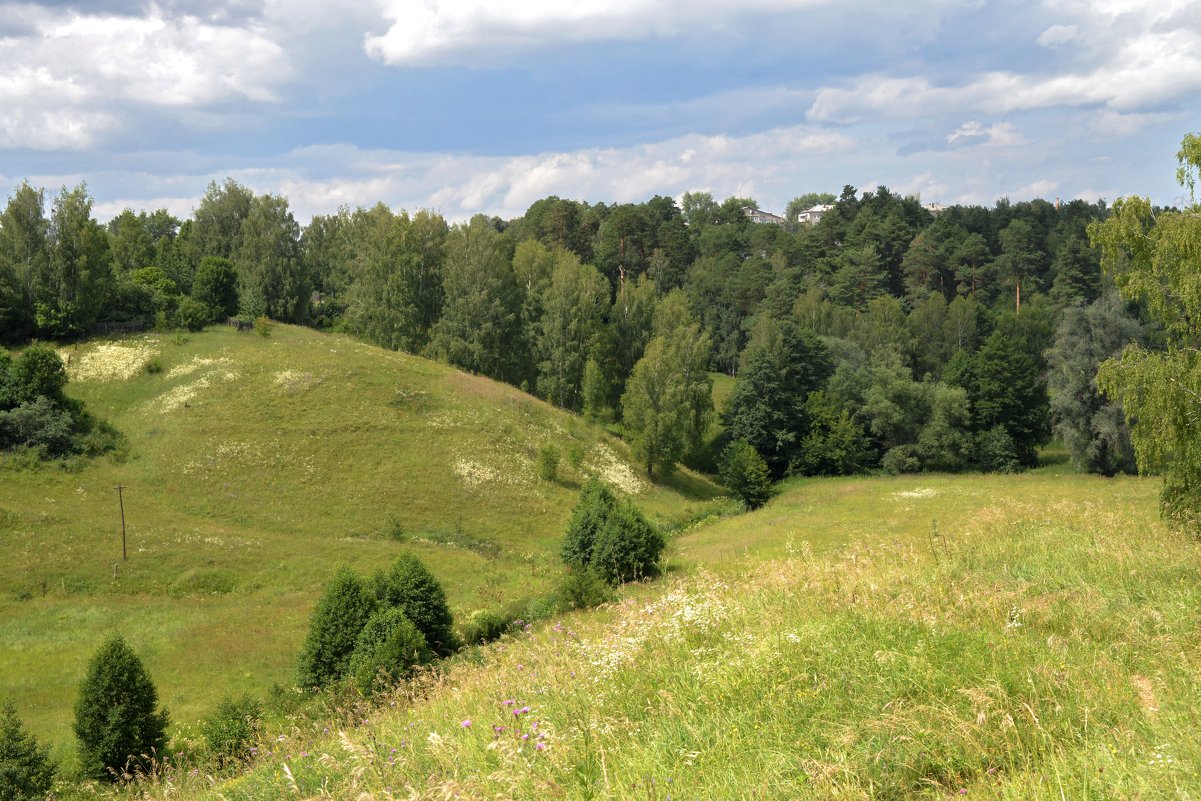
[555,569,614,611]
[566,441,585,470]
[73,634,169,782]
[718,440,773,510]
[9,345,67,404]
[296,567,377,689]
[536,443,560,482]
[881,444,922,475]
[561,479,664,585]
[144,357,163,374]
[0,702,56,801]
[977,425,1021,473]
[175,297,210,333]
[590,500,665,584]
[0,397,76,456]
[371,553,458,656]
[561,479,615,572]
[254,316,272,337]
[347,609,434,695]
[202,694,261,768]
[461,609,511,645]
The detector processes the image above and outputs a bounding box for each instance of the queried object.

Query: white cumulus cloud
[363,0,831,65]
[0,5,290,149]
[808,4,1201,124]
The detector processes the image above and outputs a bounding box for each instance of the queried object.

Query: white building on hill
[744,207,786,225]
[798,204,834,225]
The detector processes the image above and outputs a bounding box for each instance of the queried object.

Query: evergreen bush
[590,501,665,583]
[718,440,774,509]
[555,569,615,610]
[201,693,261,768]
[536,443,560,482]
[371,553,457,656]
[73,634,169,782]
[0,702,56,801]
[175,297,210,333]
[347,608,433,695]
[561,479,664,584]
[296,567,377,689]
[461,609,511,645]
[560,479,616,572]
[977,425,1021,473]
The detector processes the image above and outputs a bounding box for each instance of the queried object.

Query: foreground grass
[89,472,1200,799]
[0,325,721,761]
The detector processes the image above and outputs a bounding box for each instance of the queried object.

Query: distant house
[797,204,834,225]
[744,207,786,225]
[923,203,948,217]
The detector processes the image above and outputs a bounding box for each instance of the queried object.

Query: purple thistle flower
[461,719,472,728]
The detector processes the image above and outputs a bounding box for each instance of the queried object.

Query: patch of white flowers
[62,340,159,382]
[584,442,648,495]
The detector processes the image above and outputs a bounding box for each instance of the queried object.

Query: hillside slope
[118,470,1201,800]
[0,325,721,755]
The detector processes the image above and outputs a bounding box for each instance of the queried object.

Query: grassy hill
[0,325,723,760]
[92,468,1201,800]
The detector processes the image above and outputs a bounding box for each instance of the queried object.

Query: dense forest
[0,180,1157,480]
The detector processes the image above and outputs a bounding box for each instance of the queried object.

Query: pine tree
[347,608,434,695]
[73,634,169,782]
[560,479,663,584]
[718,440,773,509]
[371,554,457,657]
[296,567,377,689]
[971,326,1051,467]
[0,702,55,801]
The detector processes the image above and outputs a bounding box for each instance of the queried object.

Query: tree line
[0,177,1159,480]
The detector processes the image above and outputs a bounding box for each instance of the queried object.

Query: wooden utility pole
[115,485,127,561]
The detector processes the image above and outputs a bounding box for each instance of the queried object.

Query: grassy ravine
[79,470,1200,800]
[0,325,722,761]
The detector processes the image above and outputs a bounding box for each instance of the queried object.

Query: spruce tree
[347,608,434,695]
[718,440,773,509]
[371,554,457,657]
[0,702,55,801]
[73,634,169,782]
[561,479,664,584]
[972,326,1051,467]
[296,567,377,689]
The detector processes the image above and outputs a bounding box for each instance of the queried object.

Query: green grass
[94,467,1201,799]
[0,325,722,763]
[10,328,1199,798]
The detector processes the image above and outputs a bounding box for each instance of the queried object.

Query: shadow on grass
[1033,441,1074,475]
[656,467,724,501]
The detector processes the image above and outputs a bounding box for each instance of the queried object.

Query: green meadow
[107,467,1201,800]
[6,324,1201,799]
[0,325,723,763]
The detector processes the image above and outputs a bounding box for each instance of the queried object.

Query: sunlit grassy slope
[127,469,1201,800]
[0,325,722,757]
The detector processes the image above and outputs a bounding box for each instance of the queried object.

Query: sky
[0,0,1198,224]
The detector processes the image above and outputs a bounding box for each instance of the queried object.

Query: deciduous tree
[1093,133,1201,523]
